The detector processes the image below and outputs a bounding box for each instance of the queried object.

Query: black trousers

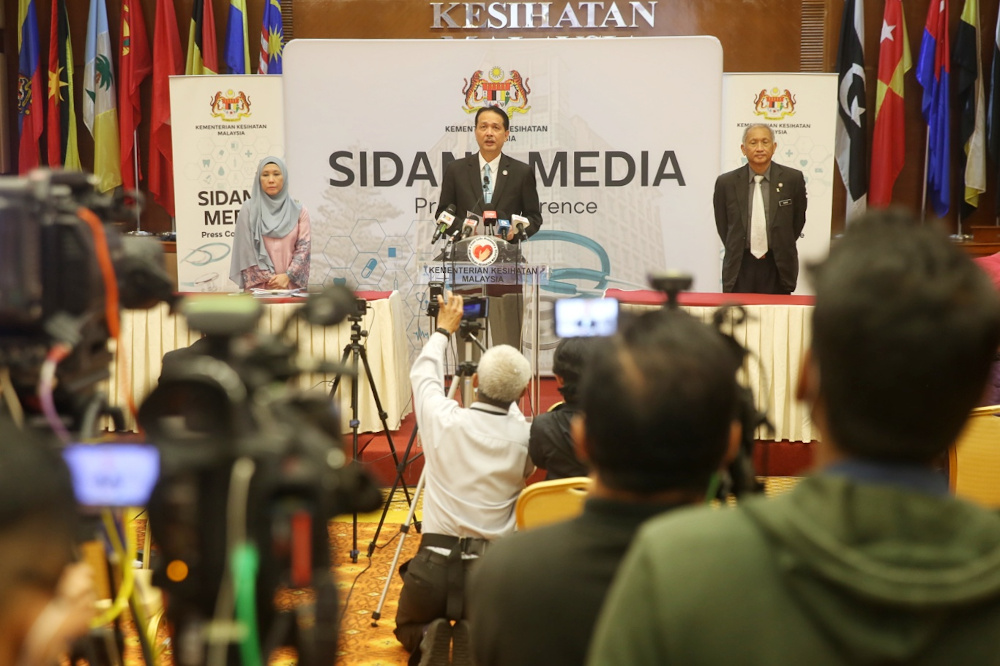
[393,534,487,654]
[732,249,791,295]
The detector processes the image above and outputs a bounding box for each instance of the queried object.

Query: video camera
[551,272,768,498]
[425,281,489,320]
[0,169,382,665]
[0,169,175,432]
[138,288,382,665]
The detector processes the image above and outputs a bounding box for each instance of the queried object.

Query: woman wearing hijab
[229,156,311,291]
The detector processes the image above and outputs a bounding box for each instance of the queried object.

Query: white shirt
[410,332,533,540]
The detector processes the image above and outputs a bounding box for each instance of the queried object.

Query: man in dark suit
[435,106,543,240]
[713,124,807,294]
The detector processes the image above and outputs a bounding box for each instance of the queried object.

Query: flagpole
[921,127,930,222]
[131,129,150,235]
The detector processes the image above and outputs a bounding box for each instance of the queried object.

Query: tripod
[364,320,487,559]
[329,307,411,563]
[370,337,481,625]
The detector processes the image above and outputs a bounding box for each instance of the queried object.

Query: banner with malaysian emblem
[283,37,724,355]
[171,74,284,293]
[721,73,837,294]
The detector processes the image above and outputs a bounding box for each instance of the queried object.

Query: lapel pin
[502,170,508,176]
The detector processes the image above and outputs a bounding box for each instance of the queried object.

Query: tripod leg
[350,344,361,563]
[357,346,412,506]
[371,470,427,623]
[367,425,423,557]
[328,345,352,399]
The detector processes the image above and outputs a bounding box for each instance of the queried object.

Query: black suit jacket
[713,162,807,293]
[435,153,543,238]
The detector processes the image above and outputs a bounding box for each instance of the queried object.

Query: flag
[955,0,987,215]
[835,0,868,220]
[870,0,912,207]
[150,0,184,216]
[186,0,220,75]
[119,0,152,192]
[84,0,122,192]
[916,0,951,216]
[46,0,81,170]
[258,0,284,74]
[224,0,251,74]
[17,0,44,174]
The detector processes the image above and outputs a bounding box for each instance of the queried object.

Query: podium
[420,236,548,414]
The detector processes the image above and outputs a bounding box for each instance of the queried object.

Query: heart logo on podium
[467,237,500,267]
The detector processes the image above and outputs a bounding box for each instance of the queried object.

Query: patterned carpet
[330,519,418,666]
[119,479,801,665]
[121,494,419,665]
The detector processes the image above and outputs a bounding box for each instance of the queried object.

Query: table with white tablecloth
[107,291,412,433]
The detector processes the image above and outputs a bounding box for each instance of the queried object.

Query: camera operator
[395,292,534,666]
[0,418,96,666]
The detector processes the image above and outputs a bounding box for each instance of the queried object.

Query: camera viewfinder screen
[554,298,619,338]
[63,443,160,508]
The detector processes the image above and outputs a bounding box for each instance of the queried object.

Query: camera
[425,282,488,321]
[0,169,175,431]
[137,287,382,665]
[427,281,444,316]
[356,296,369,316]
[1,168,382,665]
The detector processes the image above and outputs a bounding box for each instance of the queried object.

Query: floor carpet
[117,480,800,665]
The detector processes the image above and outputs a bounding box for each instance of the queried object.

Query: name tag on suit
[778,199,793,207]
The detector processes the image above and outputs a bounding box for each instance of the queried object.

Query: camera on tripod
[425,281,489,321]
[138,287,382,664]
[352,296,369,318]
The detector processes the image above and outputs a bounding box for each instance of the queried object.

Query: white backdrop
[171,75,284,292]
[282,37,724,352]
[721,73,837,295]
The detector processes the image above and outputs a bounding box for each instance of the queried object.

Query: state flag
[870,0,912,207]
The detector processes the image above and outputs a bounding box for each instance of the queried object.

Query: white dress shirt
[410,332,533,540]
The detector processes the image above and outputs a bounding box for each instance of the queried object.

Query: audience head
[806,208,1000,463]
[552,337,595,404]
[577,310,742,495]
[476,344,532,406]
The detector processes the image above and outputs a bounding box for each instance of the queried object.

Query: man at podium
[436,105,544,349]
[436,106,543,241]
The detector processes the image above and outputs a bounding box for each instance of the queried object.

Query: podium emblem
[467,237,500,266]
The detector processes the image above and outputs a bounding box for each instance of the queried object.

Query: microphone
[496,210,511,238]
[483,210,497,234]
[512,214,530,241]
[430,204,457,244]
[461,212,482,238]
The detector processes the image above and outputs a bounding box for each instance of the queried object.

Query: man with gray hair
[395,292,534,666]
[714,123,807,293]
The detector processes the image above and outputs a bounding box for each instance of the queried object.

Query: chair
[515,476,592,530]
[949,404,1000,507]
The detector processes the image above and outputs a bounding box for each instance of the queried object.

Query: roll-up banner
[721,73,837,294]
[171,74,284,293]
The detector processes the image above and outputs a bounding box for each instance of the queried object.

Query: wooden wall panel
[4,0,1000,236]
